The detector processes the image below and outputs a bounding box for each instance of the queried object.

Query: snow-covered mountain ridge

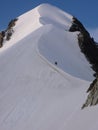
[0,3,98,130]
[1,3,93,80]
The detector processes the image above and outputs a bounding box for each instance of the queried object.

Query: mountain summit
[0,3,98,130]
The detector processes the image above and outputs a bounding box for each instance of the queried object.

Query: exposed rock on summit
[69,17,98,108]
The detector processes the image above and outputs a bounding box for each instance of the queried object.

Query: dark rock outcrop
[69,17,98,108]
[0,33,3,48]
[69,17,98,76]
[0,31,5,48]
[7,18,18,30]
[6,28,14,41]
[5,18,18,41]
[82,77,98,109]
[0,18,18,47]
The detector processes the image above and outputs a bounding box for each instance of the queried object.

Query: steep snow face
[8,6,42,44]
[38,25,94,81]
[37,4,94,81]
[0,28,90,130]
[0,3,96,130]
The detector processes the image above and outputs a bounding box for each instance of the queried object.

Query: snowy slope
[0,3,97,130]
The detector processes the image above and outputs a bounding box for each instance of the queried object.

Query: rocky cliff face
[69,17,98,108]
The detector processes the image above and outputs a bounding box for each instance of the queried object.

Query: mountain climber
[55,61,57,65]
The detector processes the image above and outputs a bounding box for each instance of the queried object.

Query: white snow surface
[0,3,97,130]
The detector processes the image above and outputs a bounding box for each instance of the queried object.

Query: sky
[0,0,98,40]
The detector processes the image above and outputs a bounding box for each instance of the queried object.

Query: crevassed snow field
[0,3,98,130]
